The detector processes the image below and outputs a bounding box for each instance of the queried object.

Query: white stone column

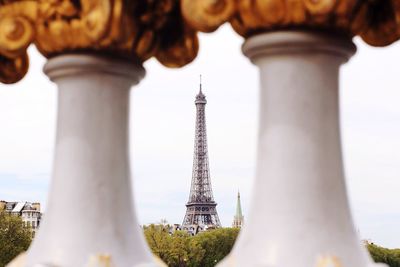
[24,55,160,267]
[218,32,383,267]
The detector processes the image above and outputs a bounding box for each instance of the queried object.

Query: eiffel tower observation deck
[182,83,221,234]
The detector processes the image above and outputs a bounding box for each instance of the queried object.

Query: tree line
[143,224,400,267]
[144,224,239,267]
[368,242,400,267]
[0,213,31,267]
[1,213,400,267]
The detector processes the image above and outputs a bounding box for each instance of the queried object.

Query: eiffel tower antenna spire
[182,81,221,233]
[199,74,202,93]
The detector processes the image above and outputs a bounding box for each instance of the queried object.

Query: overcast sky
[0,25,399,248]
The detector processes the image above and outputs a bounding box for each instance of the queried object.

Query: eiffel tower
[182,82,221,233]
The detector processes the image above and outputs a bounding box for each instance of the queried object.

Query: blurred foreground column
[0,1,199,266]
[180,1,400,267]
[24,55,159,267]
[219,31,378,267]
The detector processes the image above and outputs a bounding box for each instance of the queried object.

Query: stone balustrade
[1,1,399,266]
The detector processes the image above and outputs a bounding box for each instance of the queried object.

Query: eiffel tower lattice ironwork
[182,83,221,231]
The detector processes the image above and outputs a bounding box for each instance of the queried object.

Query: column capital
[242,31,356,64]
[43,54,145,85]
[182,0,400,47]
[0,0,199,84]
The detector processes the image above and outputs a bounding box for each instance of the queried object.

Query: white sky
[0,25,399,248]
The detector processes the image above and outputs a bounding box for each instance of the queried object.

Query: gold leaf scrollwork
[182,0,400,47]
[0,53,29,84]
[181,0,236,33]
[156,27,199,68]
[1,0,400,84]
[230,0,360,36]
[283,0,307,25]
[0,0,202,84]
[0,16,34,58]
[35,0,199,67]
[35,0,112,56]
[0,1,36,84]
[303,0,337,16]
[130,0,177,61]
[353,0,400,47]
[255,0,287,26]
[129,0,199,67]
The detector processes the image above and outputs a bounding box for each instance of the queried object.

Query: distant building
[168,224,182,235]
[0,200,42,237]
[232,192,244,228]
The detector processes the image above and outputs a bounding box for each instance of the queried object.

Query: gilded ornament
[0,0,36,83]
[34,0,113,55]
[0,54,29,84]
[181,0,236,32]
[353,0,400,47]
[0,1,36,58]
[256,0,287,26]
[181,0,400,46]
[0,0,199,84]
[1,0,400,85]
[0,16,34,58]
[283,0,307,25]
[303,0,336,16]
[156,28,199,68]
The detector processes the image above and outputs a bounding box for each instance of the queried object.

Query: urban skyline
[0,25,400,248]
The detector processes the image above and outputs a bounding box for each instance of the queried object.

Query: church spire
[233,191,244,228]
[236,191,243,218]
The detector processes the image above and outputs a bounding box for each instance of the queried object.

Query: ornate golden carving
[0,54,29,84]
[181,0,236,33]
[0,0,199,84]
[181,0,400,46]
[1,0,400,84]
[353,0,400,47]
[35,0,198,65]
[34,0,112,55]
[0,0,36,84]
